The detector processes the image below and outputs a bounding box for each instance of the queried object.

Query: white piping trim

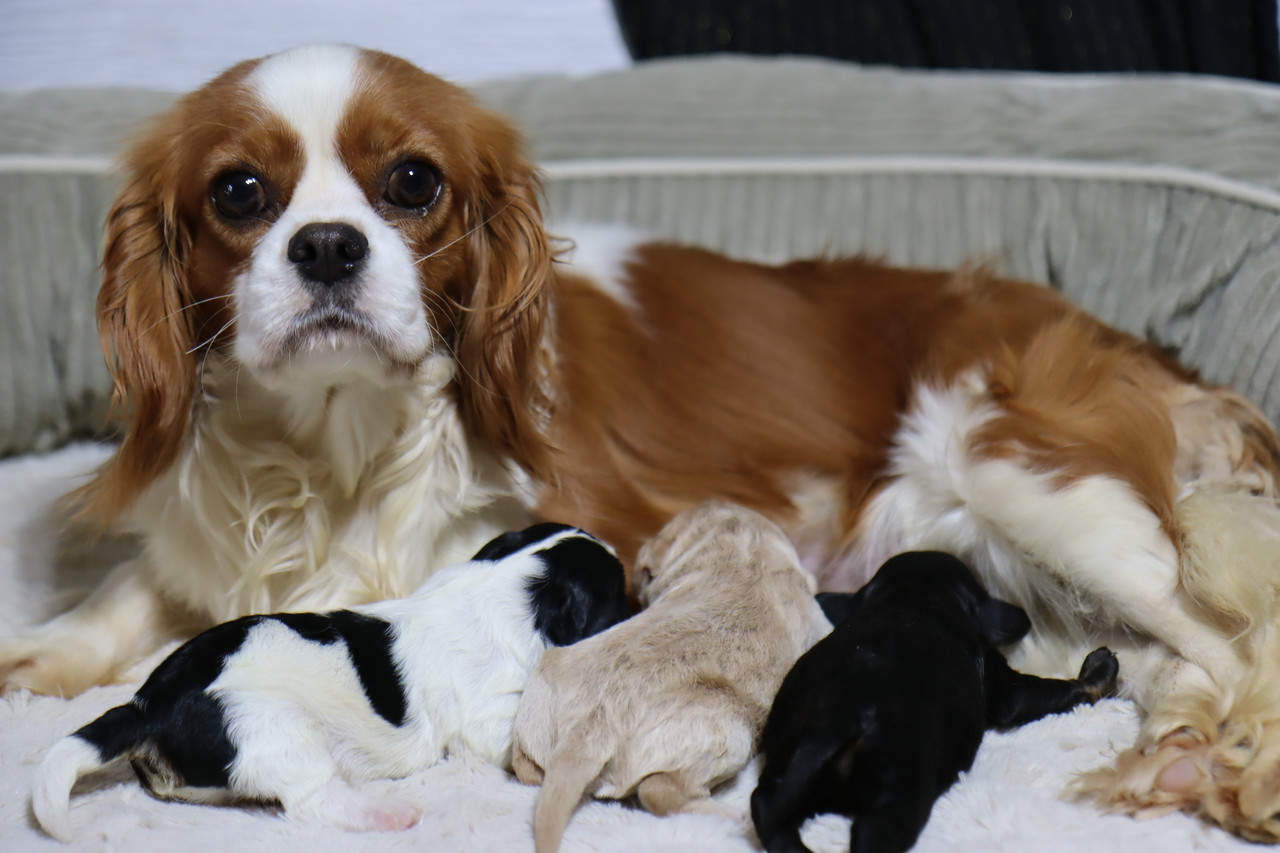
[873,66,1280,97]
[6,153,1280,215]
[0,155,114,174]
[540,155,1280,213]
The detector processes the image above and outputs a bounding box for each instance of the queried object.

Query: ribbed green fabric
[0,172,118,454]
[5,55,1280,455]
[479,56,1280,190]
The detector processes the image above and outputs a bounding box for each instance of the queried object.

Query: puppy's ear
[816,592,863,626]
[456,113,556,482]
[73,130,198,528]
[526,538,629,646]
[975,598,1032,646]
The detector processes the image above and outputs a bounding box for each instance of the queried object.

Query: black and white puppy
[33,523,629,840]
[751,551,1119,853]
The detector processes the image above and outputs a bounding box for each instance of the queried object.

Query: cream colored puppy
[511,501,832,853]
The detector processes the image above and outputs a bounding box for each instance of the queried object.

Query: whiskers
[410,201,536,314]
[142,293,235,337]
[134,291,240,356]
[411,199,513,271]
[187,299,240,355]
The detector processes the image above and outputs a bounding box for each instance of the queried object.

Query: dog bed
[0,442,1255,852]
[5,55,1280,850]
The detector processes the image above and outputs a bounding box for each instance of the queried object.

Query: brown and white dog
[3,43,1280,839]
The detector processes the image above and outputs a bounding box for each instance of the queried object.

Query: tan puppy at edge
[511,501,833,853]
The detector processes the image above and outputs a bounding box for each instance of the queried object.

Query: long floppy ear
[74,142,198,527]
[815,591,864,627]
[456,116,556,482]
[974,597,1032,646]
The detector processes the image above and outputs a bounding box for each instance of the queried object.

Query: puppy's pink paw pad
[364,801,421,832]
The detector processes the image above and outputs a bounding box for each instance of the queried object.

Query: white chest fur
[130,353,533,621]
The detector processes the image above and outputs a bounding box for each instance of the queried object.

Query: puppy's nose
[287,222,368,287]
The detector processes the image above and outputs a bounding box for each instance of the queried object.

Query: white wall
[0,0,631,91]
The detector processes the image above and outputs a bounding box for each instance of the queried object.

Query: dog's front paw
[0,634,117,698]
[1077,647,1120,701]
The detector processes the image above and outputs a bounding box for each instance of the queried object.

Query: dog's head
[633,501,812,606]
[856,551,1032,646]
[84,44,553,521]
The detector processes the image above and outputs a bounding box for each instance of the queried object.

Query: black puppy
[751,551,1118,853]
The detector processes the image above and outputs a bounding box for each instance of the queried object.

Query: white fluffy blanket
[0,444,1258,852]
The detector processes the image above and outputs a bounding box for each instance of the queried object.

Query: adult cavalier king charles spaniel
[4,44,1280,839]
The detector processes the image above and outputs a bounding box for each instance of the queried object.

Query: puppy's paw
[294,780,422,832]
[1077,647,1119,701]
[511,746,544,785]
[356,797,422,832]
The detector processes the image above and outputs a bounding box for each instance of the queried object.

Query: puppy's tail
[33,704,147,842]
[755,734,861,850]
[532,712,611,853]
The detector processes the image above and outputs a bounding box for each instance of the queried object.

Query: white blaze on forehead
[247,44,362,173]
[243,43,371,219]
[231,44,434,384]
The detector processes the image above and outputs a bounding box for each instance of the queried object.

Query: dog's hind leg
[289,778,422,832]
[960,458,1244,682]
[512,744,544,785]
[913,334,1280,840]
[750,771,812,853]
[755,823,811,853]
[636,770,742,820]
[1077,490,1280,837]
[635,771,712,816]
[871,358,1247,683]
[986,646,1119,729]
[1073,649,1225,817]
[223,692,422,831]
[751,758,823,853]
[848,797,932,853]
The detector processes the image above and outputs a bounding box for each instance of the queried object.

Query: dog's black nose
[287,222,368,287]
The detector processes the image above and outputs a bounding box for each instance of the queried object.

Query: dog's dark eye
[385,161,442,209]
[211,171,269,221]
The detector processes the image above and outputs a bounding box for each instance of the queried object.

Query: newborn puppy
[511,501,832,853]
[33,524,628,841]
[751,550,1119,853]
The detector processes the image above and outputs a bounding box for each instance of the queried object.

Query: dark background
[612,0,1280,81]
